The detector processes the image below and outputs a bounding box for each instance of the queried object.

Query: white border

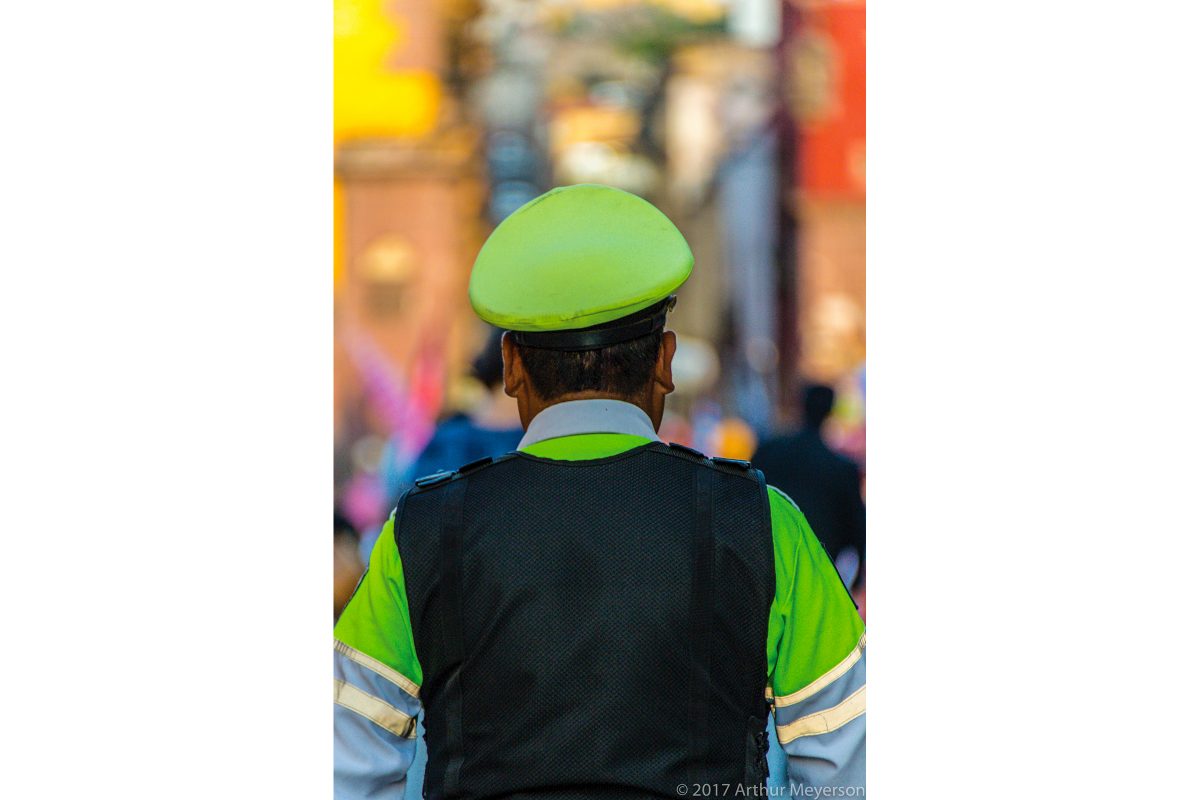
[4,2,1200,797]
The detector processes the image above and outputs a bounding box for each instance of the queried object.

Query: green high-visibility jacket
[334,400,866,799]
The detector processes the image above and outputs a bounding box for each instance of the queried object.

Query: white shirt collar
[518,399,659,450]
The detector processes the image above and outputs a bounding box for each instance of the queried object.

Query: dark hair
[802,384,836,429]
[515,331,663,400]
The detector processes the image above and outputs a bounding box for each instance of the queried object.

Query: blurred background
[333,0,866,615]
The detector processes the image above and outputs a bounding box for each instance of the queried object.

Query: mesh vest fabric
[394,442,775,800]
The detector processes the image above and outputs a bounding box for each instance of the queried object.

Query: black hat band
[508,296,676,352]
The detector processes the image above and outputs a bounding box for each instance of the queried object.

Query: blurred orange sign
[789,0,865,200]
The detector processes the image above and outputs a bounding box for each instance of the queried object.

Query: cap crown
[468,184,693,331]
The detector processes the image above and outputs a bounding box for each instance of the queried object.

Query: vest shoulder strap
[662,441,762,481]
[410,451,520,493]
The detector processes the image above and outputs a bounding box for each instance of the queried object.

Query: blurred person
[333,185,865,799]
[402,327,522,485]
[752,384,867,591]
[362,328,523,564]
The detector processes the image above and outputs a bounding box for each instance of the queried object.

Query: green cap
[468,184,693,345]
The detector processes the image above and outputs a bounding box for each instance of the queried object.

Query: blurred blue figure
[753,384,866,591]
[362,329,523,563]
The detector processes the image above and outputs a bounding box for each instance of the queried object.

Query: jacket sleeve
[333,510,423,799]
[766,487,867,794]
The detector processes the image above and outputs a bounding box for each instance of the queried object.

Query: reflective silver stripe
[777,685,865,744]
[774,632,866,709]
[335,640,420,699]
[334,679,418,739]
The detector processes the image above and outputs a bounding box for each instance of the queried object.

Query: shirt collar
[518,399,659,450]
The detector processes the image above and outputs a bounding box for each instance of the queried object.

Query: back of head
[468,184,692,409]
[802,384,836,429]
[513,327,663,402]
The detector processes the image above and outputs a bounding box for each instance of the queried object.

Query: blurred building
[782,0,865,386]
[333,0,868,519]
[334,0,490,524]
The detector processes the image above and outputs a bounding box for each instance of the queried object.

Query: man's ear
[654,330,677,395]
[501,332,523,398]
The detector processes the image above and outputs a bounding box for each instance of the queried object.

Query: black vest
[395,441,775,800]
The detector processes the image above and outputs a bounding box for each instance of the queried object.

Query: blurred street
[334,0,866,611]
